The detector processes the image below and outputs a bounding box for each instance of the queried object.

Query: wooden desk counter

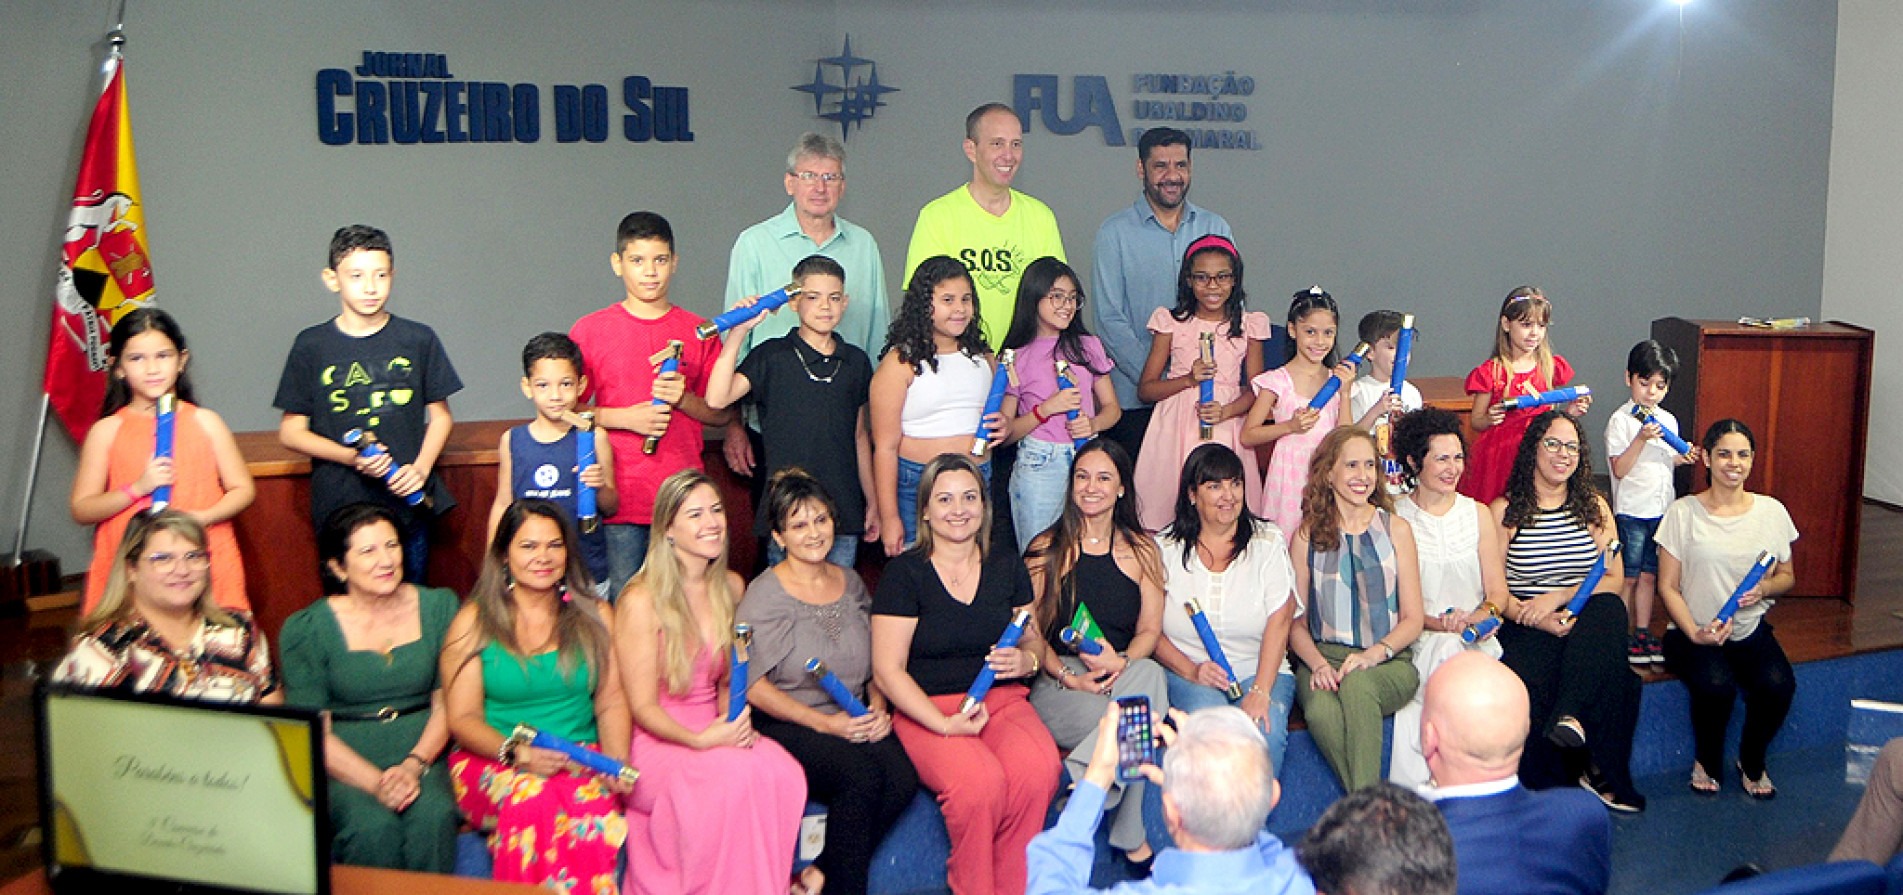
[229,377,1471,640]
[1,866,541,895]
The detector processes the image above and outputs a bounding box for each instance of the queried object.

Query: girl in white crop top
[870,256,1005,557]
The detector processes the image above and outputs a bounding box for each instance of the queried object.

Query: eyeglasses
[142,550,212,571]
[1043,290,1083,308]
[792,171,844,184]
[1189,272,1235,287]
[1539,438,1582,457]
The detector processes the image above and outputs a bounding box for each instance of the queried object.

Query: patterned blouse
[1304,511,1400,649]
[52,610,278,703]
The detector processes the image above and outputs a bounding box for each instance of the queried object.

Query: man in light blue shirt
[719,132,888,475]
[1091,127,1233,462]
[1028,705,1314,895]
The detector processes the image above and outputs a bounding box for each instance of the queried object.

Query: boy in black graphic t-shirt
[273,225,461,583]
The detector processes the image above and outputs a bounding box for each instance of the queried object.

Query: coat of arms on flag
[45,52,156,441]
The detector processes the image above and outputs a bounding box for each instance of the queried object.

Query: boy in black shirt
[274,225,461,582]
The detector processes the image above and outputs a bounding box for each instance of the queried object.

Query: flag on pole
[45,51,156,441]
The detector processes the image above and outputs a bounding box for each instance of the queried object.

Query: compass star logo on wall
[792,36,897,141]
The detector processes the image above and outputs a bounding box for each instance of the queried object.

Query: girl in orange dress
[71,308,253,613]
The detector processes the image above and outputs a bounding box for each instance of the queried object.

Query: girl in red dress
[1460,287,1592,504]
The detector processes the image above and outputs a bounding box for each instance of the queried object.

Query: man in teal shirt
[720,132,888,475]
[1027,706,1314,894]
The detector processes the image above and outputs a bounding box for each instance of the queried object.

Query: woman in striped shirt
[1491,411,1646,813]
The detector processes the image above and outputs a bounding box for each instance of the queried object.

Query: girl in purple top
[1001,257,1121,552]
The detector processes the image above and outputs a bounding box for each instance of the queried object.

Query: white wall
[0,0,1841,571]
[1822,0,1901,504]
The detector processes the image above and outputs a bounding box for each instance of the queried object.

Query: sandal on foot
[1547,715,1587,750]
[1689,763,1720,795]
[1738,764,1776,800]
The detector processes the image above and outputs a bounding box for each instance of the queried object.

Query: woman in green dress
[280,503,460,871]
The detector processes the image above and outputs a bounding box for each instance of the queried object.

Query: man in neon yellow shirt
[903,103,1066,350]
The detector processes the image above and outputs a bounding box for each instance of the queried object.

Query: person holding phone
[1026,704,1311,894]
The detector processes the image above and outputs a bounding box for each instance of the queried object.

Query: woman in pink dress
[617,469,807,895]
[1132,236,1270,531]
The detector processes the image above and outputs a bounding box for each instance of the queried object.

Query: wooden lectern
[1650,318,1873,601]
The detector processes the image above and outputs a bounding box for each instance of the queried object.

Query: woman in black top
[871,452,1060,895]
[1024,439,1166,866]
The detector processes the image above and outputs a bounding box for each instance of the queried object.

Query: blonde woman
[618,470,807,895]
[54,508,278,704]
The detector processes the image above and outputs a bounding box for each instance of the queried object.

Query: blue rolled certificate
[643,341,684,456]
[1461,615,1501,644]
[695,283,800,339]
[961,609,1032,714]
[1713,551,1777,625]
[1184,599,1243,699]
[805,658,870,718]
[1059,626,1103,656]
[1629,405,1692,456]
[1054,360,1088,449]
[152,394,175,510]
[1198,332,1216,441]
[1306,342,1371,412]
[727,623,752,722]
[1563,540,1619,618]
[573,413,598,532]
[341,427,428,507]
[972,350,1014,457]
[1389,315,1415,397]
[1499,385,1590,412]
[509,724,639,785]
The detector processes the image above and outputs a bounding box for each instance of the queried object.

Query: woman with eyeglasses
[53,508,280,704]
[1492,411,1644,813]
[997,257,1120,553]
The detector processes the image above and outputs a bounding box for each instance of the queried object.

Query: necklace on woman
[793,337,840,384]
[937,553,977,589]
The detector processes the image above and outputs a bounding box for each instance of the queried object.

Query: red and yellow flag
[45,55,156,441]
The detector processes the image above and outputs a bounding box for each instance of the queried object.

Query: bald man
[1422,653,1611,895]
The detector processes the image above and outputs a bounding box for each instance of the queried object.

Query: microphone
[151,394,175,510]
[1184,599,1243,699]
[805,658,871,718]
[1499,386,1590,412]
[727,623,752,722]
[341,428,429,507]
[506,724,639,785]
[696,283,802,339]
[1307,342,1371,411]
[961,609,1031,714]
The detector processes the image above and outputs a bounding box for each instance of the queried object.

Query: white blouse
[1159,526,1298,682]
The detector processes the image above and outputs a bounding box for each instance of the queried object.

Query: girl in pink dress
[1242,288,1358,537]
[1460,286,1591,505]
[617,470,807,895]
[1132,235,1270,531]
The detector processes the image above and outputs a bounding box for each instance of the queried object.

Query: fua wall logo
[1014,71,1261,150]
[317,51,695,145]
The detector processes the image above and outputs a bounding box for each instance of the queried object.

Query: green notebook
[1069,602,1103,641]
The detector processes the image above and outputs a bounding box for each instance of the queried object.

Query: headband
[1507,293,1545,305]
[1184,234,1240,262]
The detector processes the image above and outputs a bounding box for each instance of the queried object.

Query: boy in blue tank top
[488,333,616,592]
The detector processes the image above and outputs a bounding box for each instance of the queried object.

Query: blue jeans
[401,520,429,585]
[604,523,650,602]
[764,535,860,570]
[1166,668,1297,779]
[896,456,991,547]
[1615,514,1662,576]
[1008,438,1075,554]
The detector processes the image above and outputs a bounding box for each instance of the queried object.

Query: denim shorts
[1615,514,1662,576]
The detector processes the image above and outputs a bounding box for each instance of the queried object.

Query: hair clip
[1184,234,1240,261]
[1307,286,1324,296]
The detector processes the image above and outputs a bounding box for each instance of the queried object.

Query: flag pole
[10,397,52,568]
